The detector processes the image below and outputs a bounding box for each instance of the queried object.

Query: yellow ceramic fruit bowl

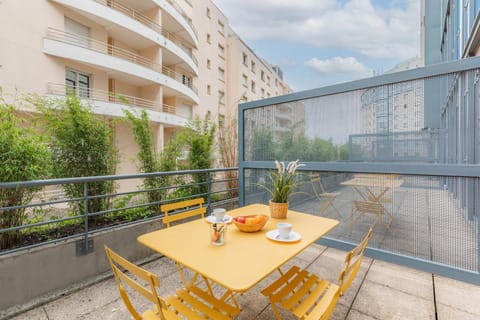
[233,214,269,233]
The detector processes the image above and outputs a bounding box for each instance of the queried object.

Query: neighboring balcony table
[138,203,338,307]
[341,174,403,232]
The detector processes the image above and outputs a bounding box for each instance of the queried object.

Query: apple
[235,216,246,224]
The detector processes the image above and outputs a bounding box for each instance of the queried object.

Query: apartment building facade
[422,0,480,214]
[0,0,291,173]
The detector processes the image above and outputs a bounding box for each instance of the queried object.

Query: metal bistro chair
[161,198,239,309]
[105,245,240,320]
[310,173,342,218]
[261,227,373,320]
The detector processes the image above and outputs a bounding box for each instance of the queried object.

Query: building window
[218,114,225,127]
[207,84,211,95]
[218,91,225,105]
[218,20,224,35]
[218,67,225,80]
[206,7,211,18]
[182,75,192,88]
[242,74,248,87]
[275,78,278,86]
[242,53,248,65]
[251,61,255,73]
[218,44,224,58]
[261,70,265,81]
[66,69,90,98]
[206,33,211,44]
[261,88,265,98]
[267,76,271,86]
[251,80,256,93]
[207,59,211,69]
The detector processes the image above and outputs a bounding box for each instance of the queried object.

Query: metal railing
[94,0,198,66]
[238,56,480,284]
[0,168,238,256]
[166,0,198,39]
[45,28,198,95]
[46,83,184,118]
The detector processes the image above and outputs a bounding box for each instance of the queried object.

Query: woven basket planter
[269,200,289,219]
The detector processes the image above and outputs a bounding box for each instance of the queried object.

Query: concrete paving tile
[8,308,48,320]
[328,302,349,320]
[296,243,326,263]
[43,279,120,320]
[434,275,480,316]
[352,279,435,319]
[365,260,433,300]
[142,256,178,278]
[345,309,380,320]
[436,303,480,320]
[76,299,130,320]
[255,304,297,320]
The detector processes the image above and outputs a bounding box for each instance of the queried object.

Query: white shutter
[64,17,89,47]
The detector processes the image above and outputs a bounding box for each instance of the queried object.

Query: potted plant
[259,160,304,219]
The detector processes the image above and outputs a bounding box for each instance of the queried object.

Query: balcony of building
[1,168,480,320]
[46,83,190,126]
[49,0,198,75]
[2,56,480,319]
[43,28,199,104]
[159,0,199,48]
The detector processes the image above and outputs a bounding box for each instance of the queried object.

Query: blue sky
[212,0,421,92]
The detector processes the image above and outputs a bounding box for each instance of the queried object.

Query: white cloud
[306,57,371,76]
[213,0,420,60]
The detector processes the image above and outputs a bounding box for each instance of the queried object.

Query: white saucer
[266,230,301,243]
[205,215,233,224]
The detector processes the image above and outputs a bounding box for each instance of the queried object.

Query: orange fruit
[253,215,265,224]
[245,217,255,225]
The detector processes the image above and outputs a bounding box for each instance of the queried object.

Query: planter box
[0,218,164,315]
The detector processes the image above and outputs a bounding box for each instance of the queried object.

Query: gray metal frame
[0,168,238,256]
[237,56,480,284]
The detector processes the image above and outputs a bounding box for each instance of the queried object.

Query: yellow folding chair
[161,197,206,228]
[351,200,393,233]
[261,227,373,320]
[161,198,238,308]
[310,173,342,217]
[105,245,240,320]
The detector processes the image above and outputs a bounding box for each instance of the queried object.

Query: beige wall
[0,0,292,176]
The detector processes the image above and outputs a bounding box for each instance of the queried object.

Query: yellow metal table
[341,175,403,232]
[138,204,338,295]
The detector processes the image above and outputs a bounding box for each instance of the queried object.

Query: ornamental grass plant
[260,160,305,203]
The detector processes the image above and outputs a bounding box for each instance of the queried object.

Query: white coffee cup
[277,222,292,239]
[213,208,226,222]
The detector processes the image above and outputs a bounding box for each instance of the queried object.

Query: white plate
[266,230,302,243]
[205,215,233,224]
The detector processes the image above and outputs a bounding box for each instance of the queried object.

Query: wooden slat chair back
[351,200,393,232]
[261,227,373,320]
[161,198,206,228]
[104,245,240,320]
[309,173,341,217]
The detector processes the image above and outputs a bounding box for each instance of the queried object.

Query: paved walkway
[7,245,480,320]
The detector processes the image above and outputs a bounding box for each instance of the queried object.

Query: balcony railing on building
[45,28,198,95]
[46,83,184,119]
[238,56,480,284]
[95,0,198,66]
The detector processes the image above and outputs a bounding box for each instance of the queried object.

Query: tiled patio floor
[7,244,480,320]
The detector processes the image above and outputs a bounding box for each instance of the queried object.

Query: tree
[217,115,238,198]
[181,114,216,196]
[339,143,349,160]
[0,99,51,249]
[250,128,275,161]
[38,95,117,220]
[124,109,162,214]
